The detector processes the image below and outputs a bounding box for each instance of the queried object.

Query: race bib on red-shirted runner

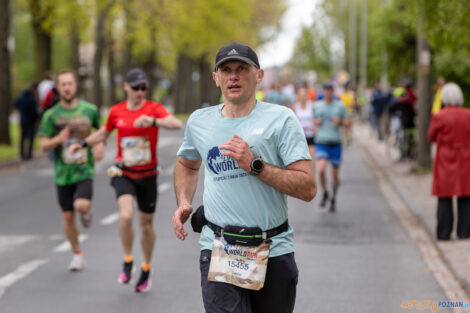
[208,237,270,290]
[121,136,151,166]
[62,138,88,164]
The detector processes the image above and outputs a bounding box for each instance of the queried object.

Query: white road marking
[48,234,63,241]
[158,182,172,193]
[100,212,120,225]
[0,235,37,254]
[53,234,88,253]
[159,162,175,176]
[0,259,49,298]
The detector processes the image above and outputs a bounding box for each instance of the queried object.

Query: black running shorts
[110,175,158,214]
[199,249,298,313]
[306,136,315,146]
[56,179,93,212]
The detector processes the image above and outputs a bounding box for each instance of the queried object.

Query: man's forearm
[257,162,316,202]
[157,116,183,130]
[84,126,109,146]
[174,160,200,207]
[40,136,62,152]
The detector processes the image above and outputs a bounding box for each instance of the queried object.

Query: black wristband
[152,117,157,127]
[80,140,88,148]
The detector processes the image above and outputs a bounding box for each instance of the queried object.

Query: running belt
[206,220,289,239]
[116,163,156,173]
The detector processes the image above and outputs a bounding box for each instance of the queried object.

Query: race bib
[121,136,151,166]
[62,139,87,164]
[208,237,270,290]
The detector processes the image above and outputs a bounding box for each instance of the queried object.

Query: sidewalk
[354,121,470,296]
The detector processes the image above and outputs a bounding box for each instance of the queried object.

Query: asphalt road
[0,128,448,313]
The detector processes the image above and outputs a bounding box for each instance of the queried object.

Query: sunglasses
[131,85,147,91]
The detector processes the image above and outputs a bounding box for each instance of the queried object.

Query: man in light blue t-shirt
[314,82,350,212]
[172,42,316,313]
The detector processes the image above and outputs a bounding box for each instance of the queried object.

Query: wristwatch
[79,140,88,148]
[250,157,264,176]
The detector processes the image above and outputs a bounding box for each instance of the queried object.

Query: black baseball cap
[214,42,260,71]
[323,82,334,89]
[126,68,149,87]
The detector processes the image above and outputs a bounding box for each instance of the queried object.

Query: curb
[356,134,469,311]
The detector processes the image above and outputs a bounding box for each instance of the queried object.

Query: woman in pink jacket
[428,82,470,240]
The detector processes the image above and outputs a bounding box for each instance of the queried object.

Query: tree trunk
[70,20,82,94]
[416,7,432,169]
[142,25,157,101]
[122,0,135,76]
[107,29,116,106]
[29,0,53,81]
[0,0,11,144]
[93,0,114,109]
[199,56,220,107]
[173,53,193,114]
[70,21,80,75]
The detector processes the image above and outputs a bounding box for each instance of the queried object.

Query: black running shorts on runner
[200,249,298,313]
[56,179,93,212]
[110,175,157,214]
[306,136,315,146]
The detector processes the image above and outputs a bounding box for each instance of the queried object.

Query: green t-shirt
[38,100,100,186]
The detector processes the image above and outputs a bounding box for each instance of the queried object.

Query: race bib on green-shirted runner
[121,136,151,166]
[62,138,88,164]
[208,237,270,290]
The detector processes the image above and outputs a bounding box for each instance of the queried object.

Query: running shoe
[68,253,85,271]
[329,198,336,213]
[320,192,329,207]
[80,211,93,229]
[135,269,152,293]
[118,261,134,284]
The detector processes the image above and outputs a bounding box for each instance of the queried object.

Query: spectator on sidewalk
[14,82,39,160]
[431,76,446,115]
[38,73,54,107]
[428,82,470,240]
[370,84,387,141]
[389,86,416,159]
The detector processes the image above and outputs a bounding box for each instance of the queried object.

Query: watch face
[252,159,263,171]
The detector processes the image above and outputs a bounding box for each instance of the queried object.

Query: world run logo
[206,146,240,175]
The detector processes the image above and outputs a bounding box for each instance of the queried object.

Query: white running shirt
[294,101,315,138]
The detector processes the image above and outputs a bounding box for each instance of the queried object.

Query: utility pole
[348,0,357,88]
[359,0,367,90]
[416,3,432,169]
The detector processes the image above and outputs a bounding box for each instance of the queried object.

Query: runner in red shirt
[70,68,183,292]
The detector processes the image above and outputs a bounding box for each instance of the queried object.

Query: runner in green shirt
[38,70,104,271]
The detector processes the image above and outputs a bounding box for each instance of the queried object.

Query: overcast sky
[258,0,318,68]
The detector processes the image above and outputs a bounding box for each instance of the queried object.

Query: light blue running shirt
[313,99,349,144]
[177,101,311,257]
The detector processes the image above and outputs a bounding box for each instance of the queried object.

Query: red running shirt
[105,100,170,179]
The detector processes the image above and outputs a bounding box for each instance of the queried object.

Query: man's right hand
[57,126,70,144]
[172,204,193,241]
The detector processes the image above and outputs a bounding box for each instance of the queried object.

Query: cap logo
[227,49,239,56]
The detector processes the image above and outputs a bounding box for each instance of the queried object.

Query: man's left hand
[218,135,254,173]
[134,115,155,128]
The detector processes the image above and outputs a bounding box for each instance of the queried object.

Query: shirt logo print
[252,128,264,135]
[206,146,240,175]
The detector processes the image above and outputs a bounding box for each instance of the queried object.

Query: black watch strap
[80,140,88,148]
